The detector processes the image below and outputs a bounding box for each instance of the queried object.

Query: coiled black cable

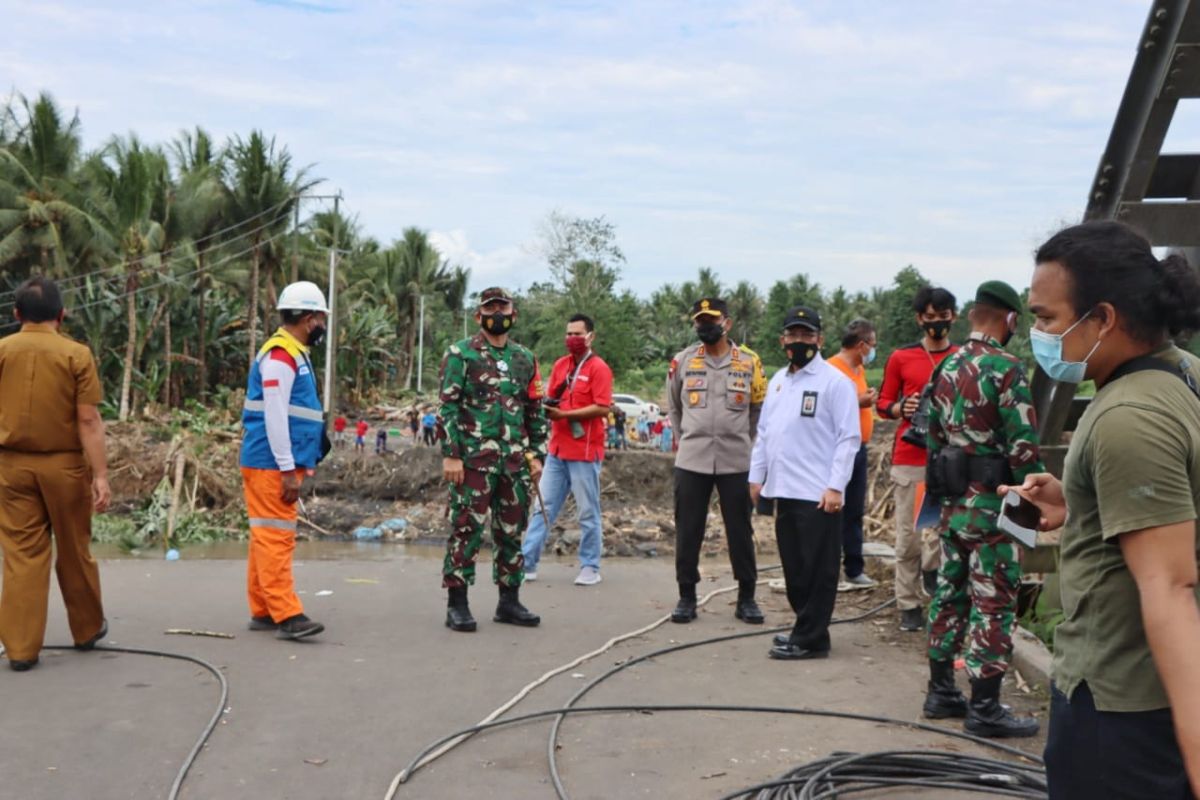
[720,749,1047,799]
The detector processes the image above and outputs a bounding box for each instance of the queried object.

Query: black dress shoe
[671,597,697,623]
[768,643,829,661]
[9,657,38,672]
[248,616,277,631]
[75,619,108,651]
[734,598,764,624]
[772,633,792,647]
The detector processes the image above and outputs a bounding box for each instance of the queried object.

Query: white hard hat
[277,281,329,313]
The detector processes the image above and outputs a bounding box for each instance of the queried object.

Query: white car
[612,393,660,420]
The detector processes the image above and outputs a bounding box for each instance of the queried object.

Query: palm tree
[391,228,457,389]
[224,131,315,366]
[87,135,169,420]
[0,92,109,278]
[170,127,228,397]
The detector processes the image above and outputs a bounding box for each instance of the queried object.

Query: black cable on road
[719,749,1047,799]
[545,598,902,799]
[396,702,1044,796]
[37,643,229,800]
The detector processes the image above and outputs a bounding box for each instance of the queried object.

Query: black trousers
[674,468,757,586]
[1045,682,1194,800]
[840,445,868,578]
[776,499,842,651]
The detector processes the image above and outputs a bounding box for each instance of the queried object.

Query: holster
[926,447,968,498]
[926,448,1011,499]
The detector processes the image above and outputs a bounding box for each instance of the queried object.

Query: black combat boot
[494,585,540,627]
[922,569,939,598]
[671,583,698,623]
[445,586,477,632]
[734,581,764,624]
[964,674,1039,738]
[922,659,967,719]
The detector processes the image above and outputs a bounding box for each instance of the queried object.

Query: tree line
[2,90,1034,417]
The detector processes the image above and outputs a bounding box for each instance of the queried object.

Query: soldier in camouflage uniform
[922,280,1043,739]
[438,287,549,632]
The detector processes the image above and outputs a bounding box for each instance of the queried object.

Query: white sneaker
[525,570,538,582]
[574,566,602,586]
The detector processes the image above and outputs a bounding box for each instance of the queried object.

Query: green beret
[975,280,1022,313]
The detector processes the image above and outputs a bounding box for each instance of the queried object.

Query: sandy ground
[0,549,1047,800]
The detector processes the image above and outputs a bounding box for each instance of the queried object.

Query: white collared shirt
[748,354,861,502]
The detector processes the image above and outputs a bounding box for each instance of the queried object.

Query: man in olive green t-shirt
[1014,222,1200,799]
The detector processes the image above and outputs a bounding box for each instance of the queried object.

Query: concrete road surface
[0,548,1047,799]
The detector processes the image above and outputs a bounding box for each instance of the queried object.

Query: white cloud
[428,229,542,292]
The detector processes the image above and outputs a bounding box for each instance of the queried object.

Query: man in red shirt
[333,414,347,448]
[521,314,614,586]
[876,286,959,632]
[354,419,368,453]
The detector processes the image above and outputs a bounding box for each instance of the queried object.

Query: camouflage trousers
[927,523,1021,680]
[442,467,531,589]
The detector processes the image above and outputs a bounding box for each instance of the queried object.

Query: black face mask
[308,325,327,348]
[481,312,513,334]
[785,342,818,369]
[924,320,952,341]
[696,322,725,346]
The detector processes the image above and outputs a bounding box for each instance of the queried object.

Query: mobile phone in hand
[998,492,1040,548]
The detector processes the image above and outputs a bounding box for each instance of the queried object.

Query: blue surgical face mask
[864,346,877,365]
[1029,311,1101,383]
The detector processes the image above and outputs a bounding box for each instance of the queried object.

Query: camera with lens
[542,397,561,408]
[900,385,934,448]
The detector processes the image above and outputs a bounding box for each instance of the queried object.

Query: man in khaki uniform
[0,277,110,672]
[667,297,768,624]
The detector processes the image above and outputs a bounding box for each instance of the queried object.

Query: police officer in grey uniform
[667,297,769,624]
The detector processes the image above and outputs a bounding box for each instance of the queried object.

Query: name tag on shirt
[298,364,311,376]
[801,391,818,417]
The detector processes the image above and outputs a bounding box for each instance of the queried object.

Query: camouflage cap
[478,287,514,307]
[975,280,1021,313]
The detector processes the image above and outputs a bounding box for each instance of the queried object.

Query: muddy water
[91,540,449,562]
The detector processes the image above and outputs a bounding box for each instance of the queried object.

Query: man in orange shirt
[828,319,879,588]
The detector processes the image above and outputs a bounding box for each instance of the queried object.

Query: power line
[0,195,300,299]
[0,218,298,332]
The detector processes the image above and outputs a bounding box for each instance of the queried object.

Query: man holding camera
[921,280,1043,738]
[877,286,959,631]
[521,314,613,586]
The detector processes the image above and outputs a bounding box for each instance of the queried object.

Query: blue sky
[4,1,1186,302]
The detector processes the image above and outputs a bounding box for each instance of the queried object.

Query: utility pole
[290,201,300,284]
[324,194,341,414]
[417,294,426,393]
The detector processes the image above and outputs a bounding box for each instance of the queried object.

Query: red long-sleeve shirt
[875,341,958,467]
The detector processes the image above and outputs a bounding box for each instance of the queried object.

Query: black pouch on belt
[966,456,1011,492]
[926,447,968,498]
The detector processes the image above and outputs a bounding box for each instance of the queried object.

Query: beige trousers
[890,464,942,610]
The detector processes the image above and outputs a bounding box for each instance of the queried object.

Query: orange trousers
[0,451,105,661]
[242,467,305,623]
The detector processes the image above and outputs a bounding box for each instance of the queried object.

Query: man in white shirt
[749,305,861,660]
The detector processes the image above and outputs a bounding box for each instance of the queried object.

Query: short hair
[568,313,595,332]
[15,276,63,323]
[281,309,317,325]
[912,286,957,314]
[840,319,876,349]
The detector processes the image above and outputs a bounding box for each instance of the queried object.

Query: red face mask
[565,335,589,357]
